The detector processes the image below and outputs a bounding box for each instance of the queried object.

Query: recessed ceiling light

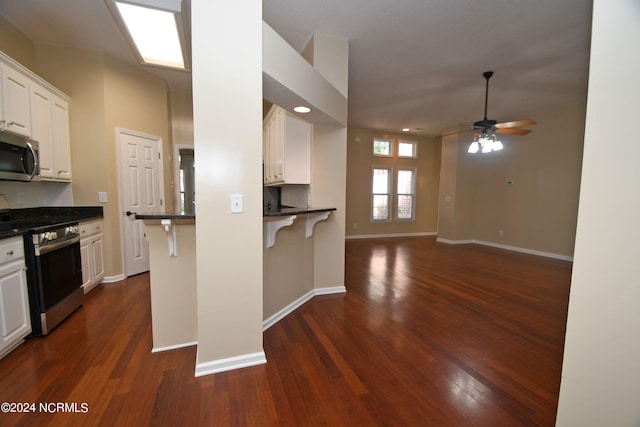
[402,128,411,132]
[294,106,311,113]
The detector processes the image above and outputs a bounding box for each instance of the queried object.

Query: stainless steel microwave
[0,130,40,181]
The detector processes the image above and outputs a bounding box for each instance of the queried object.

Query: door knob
[125,211,137,217]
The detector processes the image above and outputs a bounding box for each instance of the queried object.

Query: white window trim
[372,137,393,157]
[398,140,418,158]
[396,167,417,221]
[371,165,393,221]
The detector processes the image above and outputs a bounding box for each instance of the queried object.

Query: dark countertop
[0,206,104,240]
[263,207,336,217]
[135,207,336,221]
[135,212,196,220]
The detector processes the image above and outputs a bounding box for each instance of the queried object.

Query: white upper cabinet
[51,96,72,181]
[0,64,32,137]
[30,82,55,177]
[1,50,73,182]
[263,104,311,186]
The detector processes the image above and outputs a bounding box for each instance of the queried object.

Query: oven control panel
[32,224,80,247]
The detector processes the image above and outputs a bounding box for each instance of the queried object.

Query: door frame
[115,127,165,277]
[173,143,194,213]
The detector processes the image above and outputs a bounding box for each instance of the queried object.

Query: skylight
[111,0,186,70]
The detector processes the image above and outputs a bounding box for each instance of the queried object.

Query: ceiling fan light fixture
[469,131,503,154]
[468,140,480,154]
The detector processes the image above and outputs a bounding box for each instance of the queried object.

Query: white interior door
[118,129,163,277]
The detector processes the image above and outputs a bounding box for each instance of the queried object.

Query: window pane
[373,195,389,220]
[397,195,413,219]
[373,138,391,156]
[372,168,389,193]
[398,140,417,157]
[397,169,414,194]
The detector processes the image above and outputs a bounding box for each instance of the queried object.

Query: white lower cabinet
[80,220,104,294]
[0,237,31,359]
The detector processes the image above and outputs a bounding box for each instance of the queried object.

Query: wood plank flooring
[0,237,571,426]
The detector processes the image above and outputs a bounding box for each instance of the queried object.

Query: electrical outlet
[17,192,24,204]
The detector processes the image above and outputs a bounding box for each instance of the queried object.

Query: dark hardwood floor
[0,237,571,426]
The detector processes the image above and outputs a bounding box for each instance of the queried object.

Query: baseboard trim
[101,274,126,284]
[152,341,197,353]
[263,285,347,331]
[195,351,267,377]
[436,238,474,245]
[473,240,573,261]
[436,237,573,261]
[346,232,437,240]
[315,285,347,296]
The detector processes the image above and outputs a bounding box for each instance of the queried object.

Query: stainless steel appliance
[0,130,40,182]
[23,222,83,335]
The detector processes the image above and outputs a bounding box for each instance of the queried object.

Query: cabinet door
[30,83,55,179]
[80,239,92,291]
[264,118,275,183]
[283,114,311,184]
[274,107,285,182]
[51,96,72,181]
[0,267,31,355]
[91,235,104,284]
[1,66,32,137]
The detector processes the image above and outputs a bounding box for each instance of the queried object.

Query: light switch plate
[98,192,108,203]
[231,194,243,213]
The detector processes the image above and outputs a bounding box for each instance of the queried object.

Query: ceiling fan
[472,71,536,137]
[444,71,536,153]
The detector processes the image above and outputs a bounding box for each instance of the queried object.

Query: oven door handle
[35,235,81,256]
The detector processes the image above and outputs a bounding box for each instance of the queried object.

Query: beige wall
[169,91,194,210]
[312,124,347,288]
[146,223,197,350]
[471,103,585,255]
[556,0,640,425]
[263,219,314,319]
[0,15,35,70]
[437,102,585,258]
[346,129,441,237]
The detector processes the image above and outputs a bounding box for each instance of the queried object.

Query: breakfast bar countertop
[262,207,336,218]
[135,207,336,221]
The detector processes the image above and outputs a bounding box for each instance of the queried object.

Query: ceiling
[0,0,593,137]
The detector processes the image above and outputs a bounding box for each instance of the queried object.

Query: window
[398,140,418,158]
[373,138,392,156]
[396,168,416,220]
[372,167,392,220]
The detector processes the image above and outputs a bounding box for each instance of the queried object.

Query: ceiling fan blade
[495,119,536,129]
[495,128,531,135]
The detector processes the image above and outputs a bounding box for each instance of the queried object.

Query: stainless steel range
[23,222,83,335]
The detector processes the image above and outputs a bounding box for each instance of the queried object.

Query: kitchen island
[136,207,341,352]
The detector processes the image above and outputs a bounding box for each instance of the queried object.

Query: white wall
[556,1,640,425]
